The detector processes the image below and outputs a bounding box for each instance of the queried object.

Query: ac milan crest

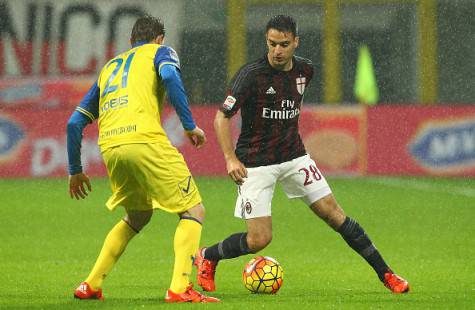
[296,76,306,95]
[245,202,252,214]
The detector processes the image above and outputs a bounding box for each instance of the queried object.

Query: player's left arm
[155,46,206,148]
[66,82,99,199]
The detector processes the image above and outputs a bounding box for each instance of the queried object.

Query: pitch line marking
[366,177,475,198]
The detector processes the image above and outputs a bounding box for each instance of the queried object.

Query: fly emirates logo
[262,100,300,120]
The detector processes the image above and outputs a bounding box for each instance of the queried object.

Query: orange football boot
[383,272,410,293]
[74,281,104,300]
[193,248,218,292]
[164,283,220,303]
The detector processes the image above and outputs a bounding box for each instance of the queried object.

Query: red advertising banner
[0,108,226,177]
[0,110,103,177]
[0,105,366,178]
[4,104,475,178]
[299,106,366,175]
[366,105,475,176]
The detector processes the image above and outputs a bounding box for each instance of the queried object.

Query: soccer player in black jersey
[195,15,409,294]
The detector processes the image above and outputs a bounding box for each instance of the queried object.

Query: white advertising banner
[0,0,183,77]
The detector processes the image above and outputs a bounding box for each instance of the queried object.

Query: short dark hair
[266,15,298,37]
[130,15,165,44]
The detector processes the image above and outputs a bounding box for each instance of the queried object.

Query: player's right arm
[214,64,253,185]
[214,110,247,185]
[215,65,254,185]
[66,82,99,199]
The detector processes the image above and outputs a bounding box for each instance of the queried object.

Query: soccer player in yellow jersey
[66,15,219,303]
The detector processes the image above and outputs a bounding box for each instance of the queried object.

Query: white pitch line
[365,177,475,198]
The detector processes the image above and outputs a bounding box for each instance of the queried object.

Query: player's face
[266,29,299,71]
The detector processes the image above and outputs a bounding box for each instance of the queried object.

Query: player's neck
[267,54,293,72]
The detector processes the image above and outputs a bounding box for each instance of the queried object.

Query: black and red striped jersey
[221,54,314,167]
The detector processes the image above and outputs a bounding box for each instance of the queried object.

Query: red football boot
[194,248,218,292]
[164,283,220,303]
[74,281,104,300]
[383,272,410,293]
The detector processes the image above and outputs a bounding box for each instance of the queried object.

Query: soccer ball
[242,256,284,294]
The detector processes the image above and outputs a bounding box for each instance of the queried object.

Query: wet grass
[1,176,474,309]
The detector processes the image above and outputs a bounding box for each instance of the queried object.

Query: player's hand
[226,157,248,185]
[69,172,92,200]
[185,126,207,149]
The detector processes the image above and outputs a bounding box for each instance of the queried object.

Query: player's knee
[247,233,272,252]
[180,203,205,223]
[125,210,153,232]
[327,204,346,229]
[311,195,346,230]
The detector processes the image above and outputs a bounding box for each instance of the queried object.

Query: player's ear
[294,36,299,48]
[155,34,165,44]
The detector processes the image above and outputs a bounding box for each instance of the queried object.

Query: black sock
[204,232,251,262]
[338,217,390,281]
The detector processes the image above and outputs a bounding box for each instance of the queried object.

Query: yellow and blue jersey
[67,42,195,174]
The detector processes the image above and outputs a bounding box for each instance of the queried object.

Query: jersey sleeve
[66,111,90,175]
[220,66,253,118]
[75,81,100,122]
[308,63,314,83]
[66,81,99,175]
[159,64,196,131]
[153,45,181,73]
[301,58,314,85]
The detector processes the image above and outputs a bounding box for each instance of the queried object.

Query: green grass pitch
[1,176,474,309]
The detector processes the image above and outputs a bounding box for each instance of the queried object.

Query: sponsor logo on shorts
[178,176,194,197]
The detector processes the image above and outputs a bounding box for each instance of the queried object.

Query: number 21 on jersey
[102,52,136,96]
